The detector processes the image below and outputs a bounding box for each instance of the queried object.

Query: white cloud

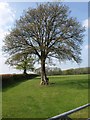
[0,29,9,41]
[0,2,15,27]
[0,2,15,43]
[82,19,88,28]
[0,2,16,74]
[0,2,15,42]
[82,18,90,29]
[85,45,90,49]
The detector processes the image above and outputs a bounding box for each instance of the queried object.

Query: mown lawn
[69,107,89,119]
[2,74,89,119]
[0,91,2,120]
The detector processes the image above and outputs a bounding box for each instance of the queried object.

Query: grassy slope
[2,74,88,118]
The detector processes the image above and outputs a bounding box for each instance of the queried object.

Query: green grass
[0,91,2,120]
[2,74,89,118]
[69,107,89,118]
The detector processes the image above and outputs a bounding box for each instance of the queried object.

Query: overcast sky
[0,1,89,74]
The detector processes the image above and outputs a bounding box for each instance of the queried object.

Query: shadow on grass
[54,79,88,89]
[2,75,89,91]
[2,74,39,91]
[59,80,88,89]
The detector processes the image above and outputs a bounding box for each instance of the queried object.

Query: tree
[5,53,35,74]
[3,3,85,85]
[35,67,62,76]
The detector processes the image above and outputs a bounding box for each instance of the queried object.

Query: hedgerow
[1,74,38,88]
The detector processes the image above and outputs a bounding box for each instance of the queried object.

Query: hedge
[1,74,38,88]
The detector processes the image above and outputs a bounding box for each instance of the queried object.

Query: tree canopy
[3,3,85,85]
[5,53,34,74]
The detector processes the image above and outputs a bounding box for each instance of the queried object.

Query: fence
[47,103,90,120]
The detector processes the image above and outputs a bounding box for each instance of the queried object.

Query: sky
[0,1,89,74]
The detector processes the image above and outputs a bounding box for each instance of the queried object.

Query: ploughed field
[2,74,89,119]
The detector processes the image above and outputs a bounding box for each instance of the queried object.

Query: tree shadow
[50,78,88,90]
[2,74,38,91]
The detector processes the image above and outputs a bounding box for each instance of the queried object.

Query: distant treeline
[62,67,90,75]
[35,67,90,76]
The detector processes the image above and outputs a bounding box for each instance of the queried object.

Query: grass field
[0,91,2,120]
[2,74,89,119]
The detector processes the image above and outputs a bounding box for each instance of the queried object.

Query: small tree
[5,53,34,74]
[3,3,85,85]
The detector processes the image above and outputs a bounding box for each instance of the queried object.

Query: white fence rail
[47,103,90,120]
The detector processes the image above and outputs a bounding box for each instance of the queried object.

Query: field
[2,74,89,119]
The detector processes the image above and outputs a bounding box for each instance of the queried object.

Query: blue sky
[0,2,89,74]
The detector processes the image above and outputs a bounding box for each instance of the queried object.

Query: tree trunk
[23,68,27,75]
[40,59,49,85]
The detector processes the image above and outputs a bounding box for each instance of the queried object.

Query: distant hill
[35,67,90,75]
[62,67,90,75]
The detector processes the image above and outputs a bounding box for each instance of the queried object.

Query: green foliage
[2,74,88,118]
[5,53,35,74]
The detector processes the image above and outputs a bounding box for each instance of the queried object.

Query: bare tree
[3,3,85,85]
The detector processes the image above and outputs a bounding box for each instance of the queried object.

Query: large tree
[3,3,85,85]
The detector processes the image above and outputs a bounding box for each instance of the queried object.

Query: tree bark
[40,58,49,85]
[23,68,27,75]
